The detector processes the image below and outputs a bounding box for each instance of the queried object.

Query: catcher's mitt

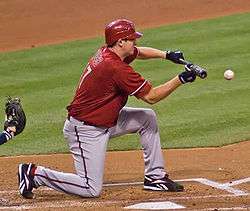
[4,97,26,136]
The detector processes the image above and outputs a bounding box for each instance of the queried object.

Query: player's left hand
[166,50,184,64]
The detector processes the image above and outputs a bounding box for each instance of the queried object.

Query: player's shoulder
[96,46,136,76]
[101,47,126,67]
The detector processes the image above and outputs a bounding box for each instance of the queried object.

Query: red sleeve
[133,81,152,99]
[113,63,152,98]
[123,47,139,64]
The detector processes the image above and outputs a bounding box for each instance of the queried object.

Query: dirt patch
[1,0,250,52]
[0,141,249,210]
[0,0,249,210]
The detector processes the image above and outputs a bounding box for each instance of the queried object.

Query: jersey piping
[130,80,148,96]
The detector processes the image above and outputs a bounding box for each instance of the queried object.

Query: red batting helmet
[105,19,143,46]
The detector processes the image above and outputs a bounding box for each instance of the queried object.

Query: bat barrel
[198,70,207,79]
[191,64,207,79]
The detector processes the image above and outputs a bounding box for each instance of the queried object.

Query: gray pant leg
[34,117,109,197]
[109,107,166,179]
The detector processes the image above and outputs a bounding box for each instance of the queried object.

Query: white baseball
[224,69,234,80]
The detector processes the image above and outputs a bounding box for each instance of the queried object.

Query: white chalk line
[224,177,250,187]
[156,193,248,201]
[192,178,248,196]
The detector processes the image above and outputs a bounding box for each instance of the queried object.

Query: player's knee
[143,109,158,130]
[87,182,103,197]
[91,188,102,197]
[89,184,102,197]
[78,185,102,198]
[145,109,157,120]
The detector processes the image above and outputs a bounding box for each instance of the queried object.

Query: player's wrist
[0,132,8,145]
[2,129,14,143]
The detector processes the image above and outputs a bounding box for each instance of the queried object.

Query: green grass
[0,12,250,156]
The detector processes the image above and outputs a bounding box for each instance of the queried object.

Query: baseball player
[18,19,197,199]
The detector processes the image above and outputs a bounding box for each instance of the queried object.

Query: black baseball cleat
[18,163,36,199]
[144,175,184,192]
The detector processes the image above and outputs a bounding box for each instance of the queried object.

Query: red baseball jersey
[67,46,152,127]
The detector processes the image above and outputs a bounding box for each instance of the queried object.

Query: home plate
[124,201,185,210]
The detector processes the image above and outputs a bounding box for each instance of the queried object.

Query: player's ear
[117,39,123,47]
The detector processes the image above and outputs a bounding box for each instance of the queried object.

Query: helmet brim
[126,31,143,40]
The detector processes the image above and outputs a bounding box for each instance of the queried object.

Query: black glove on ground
[166,50,184,64]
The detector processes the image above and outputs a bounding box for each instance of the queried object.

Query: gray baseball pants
[33,107,167,197]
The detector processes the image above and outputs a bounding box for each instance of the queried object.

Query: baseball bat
[179,58,207,79]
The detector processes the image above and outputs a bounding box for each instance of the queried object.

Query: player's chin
[129,49,134,55]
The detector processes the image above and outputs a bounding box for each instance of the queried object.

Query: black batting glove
[165,50,184,64]
[178,64,196,84]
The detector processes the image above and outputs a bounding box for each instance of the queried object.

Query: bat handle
[178,58,192,65]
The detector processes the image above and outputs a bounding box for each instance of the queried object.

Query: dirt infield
[0,141,249,210]
[1,0,250,52]
[0,0,250,210]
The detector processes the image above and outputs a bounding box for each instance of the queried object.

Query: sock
[31,166,37,177]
